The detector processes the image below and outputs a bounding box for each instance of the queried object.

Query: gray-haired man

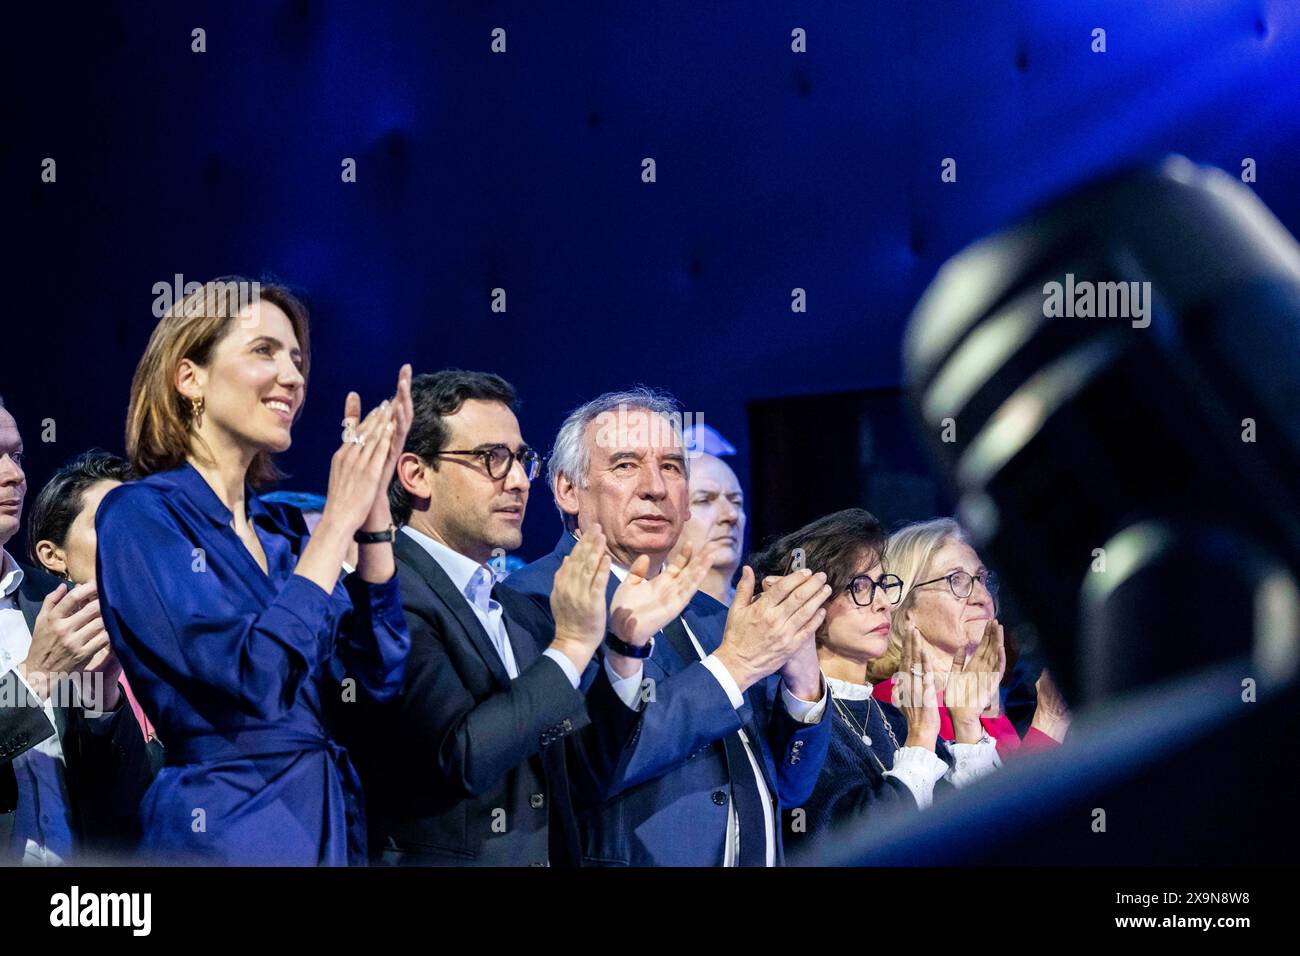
[507,387,832,866]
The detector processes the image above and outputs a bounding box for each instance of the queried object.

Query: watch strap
[604,632,654,659]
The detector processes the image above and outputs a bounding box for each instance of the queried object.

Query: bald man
[669,453,746,606]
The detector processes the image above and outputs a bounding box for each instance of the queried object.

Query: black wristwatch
[604,632,654,659]
[354,524,397,544]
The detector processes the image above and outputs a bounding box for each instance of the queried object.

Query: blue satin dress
[95,462,409,865]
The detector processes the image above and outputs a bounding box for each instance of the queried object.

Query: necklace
[832,693,902,774]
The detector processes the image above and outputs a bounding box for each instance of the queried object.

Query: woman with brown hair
[751,509,1001,847]
[95,277,413,865]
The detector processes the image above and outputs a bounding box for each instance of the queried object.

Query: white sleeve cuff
[701,654,745,710]
[779,677,828,724]
[603,655,647,710]
[883,746,949,810]
[945,734,1003,788]
[8,663,41,701]
[542,648,583,689]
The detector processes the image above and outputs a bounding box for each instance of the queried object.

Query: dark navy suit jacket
[506,533,831,866]
[338,531,594,866]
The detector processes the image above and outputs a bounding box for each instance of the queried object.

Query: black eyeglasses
[847,572,904,607]
[436,445,542,481]
[912,568,999,602]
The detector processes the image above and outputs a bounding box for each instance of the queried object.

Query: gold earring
[190,396,205,423]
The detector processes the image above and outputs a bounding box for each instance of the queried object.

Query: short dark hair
[747,508,888,597]
[27,450,137,565]
[387,369,518,524]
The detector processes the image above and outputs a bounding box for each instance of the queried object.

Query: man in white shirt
[0,395,152,864]
[341,371,682,865]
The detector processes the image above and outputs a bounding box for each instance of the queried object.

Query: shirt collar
[609,560,667,582]
[402,526,497,602]
[571,533,665,582]
[826,674,874,700]
[0,549,23,601]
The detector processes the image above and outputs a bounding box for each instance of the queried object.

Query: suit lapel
[395,533,512,688]
[18,591,39,636]
[681,593,780,797]
[17,570,48,636]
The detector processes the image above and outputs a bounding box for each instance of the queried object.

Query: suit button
[792,740,804,750]
[530,793,545,809]
[711,790,727,806]
[790,754,801,764]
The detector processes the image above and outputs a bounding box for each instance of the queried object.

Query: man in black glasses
[337,369,619,866]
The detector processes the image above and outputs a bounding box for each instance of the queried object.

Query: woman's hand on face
[947,619,1006,731]
[897,615,940,750]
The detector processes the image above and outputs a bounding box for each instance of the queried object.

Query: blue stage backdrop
[7,1,1300,560]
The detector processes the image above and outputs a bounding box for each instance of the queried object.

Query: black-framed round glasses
[912,568,999,602]
[436,445,542,480]
[847,573,904,607]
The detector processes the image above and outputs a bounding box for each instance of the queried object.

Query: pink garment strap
[118,673,157,744]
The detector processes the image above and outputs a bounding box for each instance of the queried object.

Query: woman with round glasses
[869,518,1069,760]
[751,510,1001,846]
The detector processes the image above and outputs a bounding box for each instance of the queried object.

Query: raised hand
[1029,667,1071,742]
[361,363,413,531]
[294,388,397,592]
[608,540,722,648]
[17,581,110,702]
[945,618,1006,741]
[549,524,613,672]
[895,615,940,751]
[777,629,824,701]
[712,566,832,694]
[323,391,397,536]
[82,636,124,714]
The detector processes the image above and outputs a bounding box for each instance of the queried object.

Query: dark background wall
[6,0,1299,561]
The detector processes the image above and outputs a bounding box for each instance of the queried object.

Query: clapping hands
[608,540,723,648]
[549,524,613,671]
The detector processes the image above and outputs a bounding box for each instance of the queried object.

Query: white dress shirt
[0,549,75,865]
[401,527,585,687]
[605,559,827,867]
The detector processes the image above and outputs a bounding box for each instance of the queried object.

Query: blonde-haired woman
[870,518,1070,760]
[95,277,413,865]
[752,509,1011,852]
